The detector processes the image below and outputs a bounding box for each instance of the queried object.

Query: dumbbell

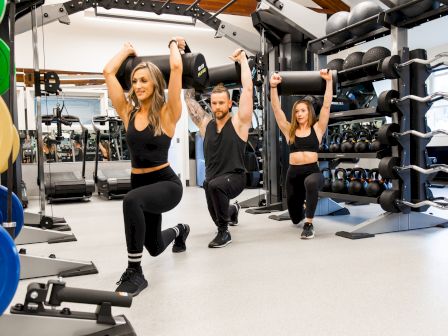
[116,53,209,91]
[378,123,448,146]
[377,90,448,114]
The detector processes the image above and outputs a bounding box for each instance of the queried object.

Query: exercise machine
[92,115,131,200]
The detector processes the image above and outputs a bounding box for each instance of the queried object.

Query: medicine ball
[348,1,382,36]
[326,11,351,44]
[362,46,391,75]
[343,51,365,80]
[343,52,365,69]
[390,0,434,17]
[327,58,345,72]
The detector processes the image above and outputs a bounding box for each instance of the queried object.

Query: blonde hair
[288,99,317,145]
[211,83,230,100]
[128,62,166,136]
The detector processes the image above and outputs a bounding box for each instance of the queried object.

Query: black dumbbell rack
[302,1,448,238]
[338,47,448,238]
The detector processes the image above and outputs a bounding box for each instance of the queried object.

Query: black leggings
[123,166,183,257]
[286,163,324,224]
[203,172,246,229]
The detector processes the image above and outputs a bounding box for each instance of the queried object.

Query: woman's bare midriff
[131,162,170,174]
[289,152,318,166]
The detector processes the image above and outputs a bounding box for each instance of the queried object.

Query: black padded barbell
[274,70,339,96]
[116,53,209,91]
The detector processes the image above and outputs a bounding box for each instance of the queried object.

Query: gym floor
[11,185,448,336]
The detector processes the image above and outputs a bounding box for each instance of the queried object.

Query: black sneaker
[229,201,241,226]
[301,222,315,239]
[115,268,148,296]
[172,224,190,253]
[208,229,232,248]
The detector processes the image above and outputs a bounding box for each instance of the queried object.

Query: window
[427,69,448,146]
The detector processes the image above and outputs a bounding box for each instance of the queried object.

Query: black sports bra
[289,126,320,153]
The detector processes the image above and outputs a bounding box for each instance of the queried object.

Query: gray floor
[7,186,448,336]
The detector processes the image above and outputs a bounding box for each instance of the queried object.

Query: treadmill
[92,115,131,200]
[42,111,95,203]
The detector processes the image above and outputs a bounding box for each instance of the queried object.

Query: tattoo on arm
[185,97,211,127]
[184,88,196,100]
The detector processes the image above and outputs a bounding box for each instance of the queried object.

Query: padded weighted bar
[207,62,242,88]
[0,96,14,170]
[275,71,338,96]
[0,225,20,315]
[116,53,209,91]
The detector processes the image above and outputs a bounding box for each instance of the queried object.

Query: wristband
[168,39,178,49]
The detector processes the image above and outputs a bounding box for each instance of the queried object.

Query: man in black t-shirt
[185,48,253,248]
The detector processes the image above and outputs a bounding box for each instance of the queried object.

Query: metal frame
[15,0,261,54]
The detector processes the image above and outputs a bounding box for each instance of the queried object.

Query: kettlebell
[320,136,329,153]
[370,130,382,152]
[329,134,343,153]
[331,168,349,193]
[366,168,386,197]
[348,168,368,195]
[354,129,371,153]
[321,168,333,192]
[340,130,356,153]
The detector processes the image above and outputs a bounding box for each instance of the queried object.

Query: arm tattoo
[184,96,211,128]
[184,88,196,100]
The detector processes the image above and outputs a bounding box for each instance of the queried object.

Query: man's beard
[214,109,229,120]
